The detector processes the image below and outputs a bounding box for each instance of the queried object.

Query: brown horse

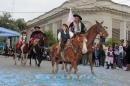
[50,21,108,75]
[50,34,85,73]
[83,21,108,74]
[14,42,29,65]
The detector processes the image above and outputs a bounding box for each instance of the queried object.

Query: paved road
[0,55,130,86]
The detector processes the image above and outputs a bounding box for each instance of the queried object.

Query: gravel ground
[0,55,130,86]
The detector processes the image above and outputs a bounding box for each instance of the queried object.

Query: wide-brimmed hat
[73,14,82,20]
[62,23,68,28]
[34,26,40,29]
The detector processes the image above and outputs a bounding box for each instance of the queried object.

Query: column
[52,23,57,39]
[120,21,127,41]
[102,16,112,39]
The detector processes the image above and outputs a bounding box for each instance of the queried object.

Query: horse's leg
[35,56,38,67]
[55,60,59,73]
[61,62,65,70]
[13,52,17,65]
[52,59,55,73]
[65,62,68,72]
[69,64,72,74]
[29,56,32,66]
[23,54,28,65]
[37,57,42,67]
[25,53,28,65]
[21,53,23,64]
[88,52,94,74]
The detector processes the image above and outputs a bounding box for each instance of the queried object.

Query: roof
[0,27,20,37]
[27,0,130,26]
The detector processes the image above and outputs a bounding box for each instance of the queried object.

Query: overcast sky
[0,0,129,21]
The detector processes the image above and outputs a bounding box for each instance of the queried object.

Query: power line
[0,11,46,14]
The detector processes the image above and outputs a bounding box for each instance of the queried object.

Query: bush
[105,38,120,46]
[45,30,57,46]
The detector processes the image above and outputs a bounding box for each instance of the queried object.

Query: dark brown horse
[28,33,48,67]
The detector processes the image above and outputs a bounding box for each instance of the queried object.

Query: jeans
[116,55,122,68]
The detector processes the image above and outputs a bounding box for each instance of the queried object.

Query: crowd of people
[92,40,130,71]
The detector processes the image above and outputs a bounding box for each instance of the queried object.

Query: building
[26,0,130,41]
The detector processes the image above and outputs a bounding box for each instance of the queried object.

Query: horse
[28,33,48,67]
[50,34,85,73]
[83,21,108,74]
[50,21,108,76]
[14,35,29,65]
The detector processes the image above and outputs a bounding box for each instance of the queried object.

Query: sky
[0,0,130,21]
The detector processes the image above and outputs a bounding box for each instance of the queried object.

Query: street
[0,55,130,86]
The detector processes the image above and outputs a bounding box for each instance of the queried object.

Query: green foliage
[0,12,27,31]
[45,30,57,46]
[105,38,120,46]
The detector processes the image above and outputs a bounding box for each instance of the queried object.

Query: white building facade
[26,0,130,41]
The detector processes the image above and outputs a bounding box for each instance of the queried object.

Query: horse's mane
[85,24,97,37]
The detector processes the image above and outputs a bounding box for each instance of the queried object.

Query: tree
[0,12,27,31]
[45,30,57,46]
[105,38,120,46]
[15,18,27,31]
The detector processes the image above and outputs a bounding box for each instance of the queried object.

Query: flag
[66,8,74,26]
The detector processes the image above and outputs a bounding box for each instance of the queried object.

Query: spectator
[123,41,130,71]
[99,44,106,67]
[94,45,100,67]
[106,46,114,69]
[114,45,122,68]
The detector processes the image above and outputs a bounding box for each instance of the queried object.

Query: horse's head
[95,21,108,38]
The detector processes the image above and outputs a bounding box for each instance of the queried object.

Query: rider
[16,31,27,53]
[69,14,86,34]
[58,24,70,61]
[16,31,27,49]
[29,26,44,46]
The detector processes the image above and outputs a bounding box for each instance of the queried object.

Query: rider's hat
[63,23,68,28]
[73,14,82,20]
[34,26,40,29]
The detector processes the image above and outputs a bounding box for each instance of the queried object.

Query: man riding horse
[29,26,45,47]
[58,14,87,62]
[28,26,47,67]
[69,14,86,34]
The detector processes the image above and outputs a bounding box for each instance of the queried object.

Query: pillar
[120,21,127,41]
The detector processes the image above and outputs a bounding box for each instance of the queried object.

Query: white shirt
[119,45,123,53]
[58,31,74,41]
[74,22,81,33]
